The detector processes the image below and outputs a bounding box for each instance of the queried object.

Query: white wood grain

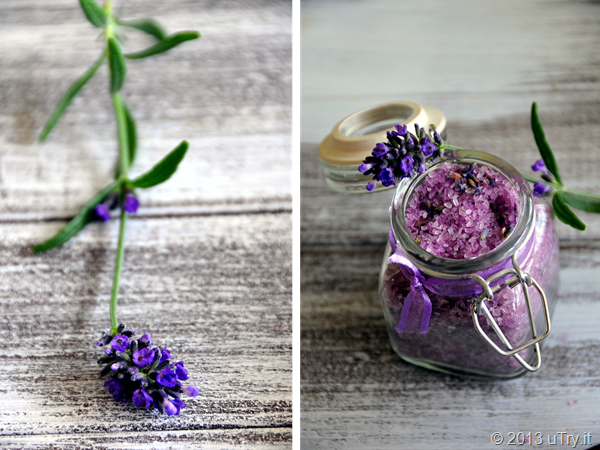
[0,214,291,433]
[0,0,292,447]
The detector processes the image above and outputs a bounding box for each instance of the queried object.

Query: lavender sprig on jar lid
[96,324,199,416]
[358,123,445,191]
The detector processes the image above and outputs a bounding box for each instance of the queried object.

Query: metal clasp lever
[469,255,552,372]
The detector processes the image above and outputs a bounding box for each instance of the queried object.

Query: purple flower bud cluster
[532,181,551,198]
[95,192,140,222]
[358,123,444,191]
[530,159,553,198]
[96,323,198,416]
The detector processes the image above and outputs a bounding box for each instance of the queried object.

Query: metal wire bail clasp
[469,254,552,372]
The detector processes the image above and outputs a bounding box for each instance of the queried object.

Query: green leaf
[108,37,127,94]
[123,101,137,168]
[552,192,586,231]
[562,189,600,213]
[124,31,200,59]
[115,100,137,178]
[531,102,562,185]
[130,141,188,188]
[117,18,167,40]
[33,181,120,253]
[39,53,105,142]
[78,0,107,27]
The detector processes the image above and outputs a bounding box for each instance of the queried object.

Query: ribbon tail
[395,290,414,333]
[419,288,432,334]
[395,282,432,334]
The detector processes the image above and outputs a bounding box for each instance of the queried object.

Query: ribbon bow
[387,228,535,334]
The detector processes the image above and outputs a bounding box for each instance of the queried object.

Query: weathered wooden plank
[302,0,600,96]
[0,214,292,437]
[1,429,292,450]
[0,0,291,217]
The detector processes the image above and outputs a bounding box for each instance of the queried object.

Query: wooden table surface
[301,0,600,448]
[0,0,291,448]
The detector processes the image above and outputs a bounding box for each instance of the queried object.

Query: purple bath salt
[382,200,560,376]
[406,163,520,259]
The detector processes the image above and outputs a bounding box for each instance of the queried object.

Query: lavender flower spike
[96,324,197,416]
[358,121,444,190]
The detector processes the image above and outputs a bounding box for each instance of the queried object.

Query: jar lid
[318,101,447,193]
[319,101,447,166]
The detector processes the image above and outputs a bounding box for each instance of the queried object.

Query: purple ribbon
[387,228,535,334]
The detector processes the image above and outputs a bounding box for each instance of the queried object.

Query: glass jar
[381,149,559,379]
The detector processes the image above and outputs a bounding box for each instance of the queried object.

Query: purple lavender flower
[160,347,172,363]
[358,162,373,173]
[139,333,152,347]
[531,159,547,172]
[133,389,154,408]
[172,398,186,414]
[133,347,155,366]
[163,399,179,416]
[183,385,199,397]
[532,181,551,198]
[96,324,197,416]
[157,367,177,388]
[394,124,408,137]
[175,361,189,381]
[379,167,396,187]
[95,203,111,222]
[110,334,130,353]
[421,138,435,157]
[105,378,124,402]
[372,143,389,157]
[400,155,414,174]
[96,330,112,346]
[358,122,444,190]
[124,194,139,214]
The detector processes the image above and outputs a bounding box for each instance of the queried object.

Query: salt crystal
[405,163,520,259]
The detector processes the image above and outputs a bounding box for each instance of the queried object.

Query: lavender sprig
[358,102,600,231]
[96,325,199,415]
[33,0,200,415]
[358,123,445,191]
[525,102,600,230]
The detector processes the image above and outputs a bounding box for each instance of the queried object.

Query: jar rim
[390,149,535,277]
